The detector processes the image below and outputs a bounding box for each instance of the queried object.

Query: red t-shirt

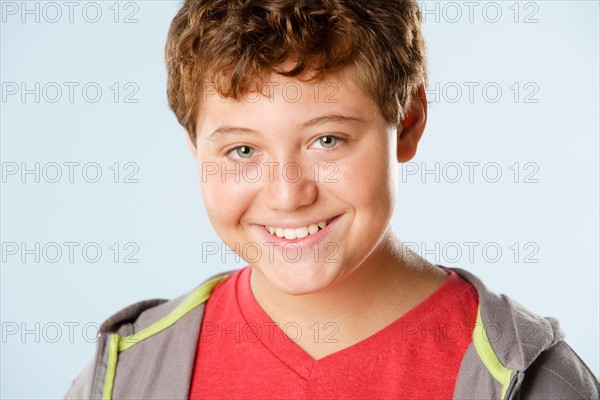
[189,266,479,399]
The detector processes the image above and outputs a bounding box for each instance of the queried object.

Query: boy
[65,0,599,398]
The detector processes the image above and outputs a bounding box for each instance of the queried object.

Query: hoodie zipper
[503,372,519,400]
[89,333,109,399]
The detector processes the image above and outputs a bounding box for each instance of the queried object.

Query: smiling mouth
[264,219,330,240]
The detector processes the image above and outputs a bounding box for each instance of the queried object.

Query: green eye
[318,136,338,148]
[235,146,254,159]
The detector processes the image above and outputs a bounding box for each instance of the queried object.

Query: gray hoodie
[64,267,600,399]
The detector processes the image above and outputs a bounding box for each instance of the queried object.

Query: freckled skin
[185,68,446,358]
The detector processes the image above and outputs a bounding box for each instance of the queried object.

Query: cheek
[336,141,396,210]
[199,172,254,230]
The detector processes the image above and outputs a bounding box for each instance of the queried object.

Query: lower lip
[252,215,342,250]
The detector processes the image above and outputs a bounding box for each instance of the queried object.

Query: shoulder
[64,269,237,399]
[444,266,599,399]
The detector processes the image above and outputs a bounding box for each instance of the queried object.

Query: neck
[249,229,444,330]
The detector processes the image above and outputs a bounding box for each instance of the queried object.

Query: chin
[263,260,344,296]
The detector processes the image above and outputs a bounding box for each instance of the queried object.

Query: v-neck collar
[235,266,456,379]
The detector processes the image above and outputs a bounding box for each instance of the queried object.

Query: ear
[185,130,198,161]
[397,84,427,162]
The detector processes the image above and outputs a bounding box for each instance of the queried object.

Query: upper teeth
[265,220,328,239]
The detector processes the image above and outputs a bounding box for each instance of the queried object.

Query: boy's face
[190,68,425,296]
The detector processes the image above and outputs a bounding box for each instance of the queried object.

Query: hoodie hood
[451,267,564,372]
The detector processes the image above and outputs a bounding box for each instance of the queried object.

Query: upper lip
[256,215,338,229]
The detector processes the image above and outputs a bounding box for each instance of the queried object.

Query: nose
[261,161,318,212]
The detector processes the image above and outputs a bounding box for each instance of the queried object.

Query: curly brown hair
[165,0,428,144]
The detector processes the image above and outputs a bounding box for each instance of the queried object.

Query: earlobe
[185,130,198,161]
[397,85,428,162]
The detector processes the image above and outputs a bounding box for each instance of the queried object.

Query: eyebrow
[206,127,257,142]
[206,114,365,142]
[301,114,366,128]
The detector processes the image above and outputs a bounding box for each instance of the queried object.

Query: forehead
[195,70,382,137]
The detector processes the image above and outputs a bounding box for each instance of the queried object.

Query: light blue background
[1,1,598,397]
